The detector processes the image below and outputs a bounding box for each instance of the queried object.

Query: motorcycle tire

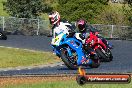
[60,47,78,70]
[95,48,111,62]
[106,48,113,61]
[0,32,7,40]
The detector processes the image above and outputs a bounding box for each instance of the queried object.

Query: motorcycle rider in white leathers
[48,11,93,66]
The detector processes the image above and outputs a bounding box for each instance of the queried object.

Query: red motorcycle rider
[76,19,113,49]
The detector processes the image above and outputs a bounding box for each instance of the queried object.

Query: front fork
[66,47,73,57]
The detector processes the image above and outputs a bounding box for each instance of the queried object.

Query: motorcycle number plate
[51,33,64,46]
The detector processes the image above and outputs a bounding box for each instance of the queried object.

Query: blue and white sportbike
[51,32,100,70]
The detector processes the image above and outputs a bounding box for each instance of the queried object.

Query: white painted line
[17,69,21,70]
[0,46,44,53]
[4,70,8,71]
[27,68,31,69]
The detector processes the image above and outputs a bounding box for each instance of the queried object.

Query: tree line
[3,0,132,25]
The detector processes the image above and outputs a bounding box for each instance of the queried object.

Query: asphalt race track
[0,35,132,76]
[0,35,52,52]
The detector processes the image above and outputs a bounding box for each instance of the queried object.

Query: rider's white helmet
[49,11,60,25]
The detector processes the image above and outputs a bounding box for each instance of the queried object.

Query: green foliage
[124,0,132,7]
[122,6,132,25]
[56,0,108,23]
[3,0,53,18]
[0,0,9,16]
[95,3,129,25]
[123,0,132,25]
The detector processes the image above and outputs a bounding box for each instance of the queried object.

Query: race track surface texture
[0,35,132,76]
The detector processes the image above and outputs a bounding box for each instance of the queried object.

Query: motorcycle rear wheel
[95,48,112,62]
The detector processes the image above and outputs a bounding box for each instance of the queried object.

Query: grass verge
[0,47,60,68]
[0,76,131,88]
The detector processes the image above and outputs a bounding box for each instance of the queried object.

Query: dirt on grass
[0,75,76,87]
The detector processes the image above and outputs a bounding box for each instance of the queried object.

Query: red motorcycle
[85,31,113,62]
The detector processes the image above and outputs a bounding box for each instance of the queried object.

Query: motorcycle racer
[75,19,89,44]
[76,19,113,49]
[48,11,93,66]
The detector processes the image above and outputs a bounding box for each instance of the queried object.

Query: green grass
[2,80,132,88]
[0,47,59,68]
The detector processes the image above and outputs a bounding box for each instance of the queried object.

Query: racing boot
[107,43,114,49]
[102,38,114,49]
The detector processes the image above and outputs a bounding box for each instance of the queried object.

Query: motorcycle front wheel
[60,47,78,70]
